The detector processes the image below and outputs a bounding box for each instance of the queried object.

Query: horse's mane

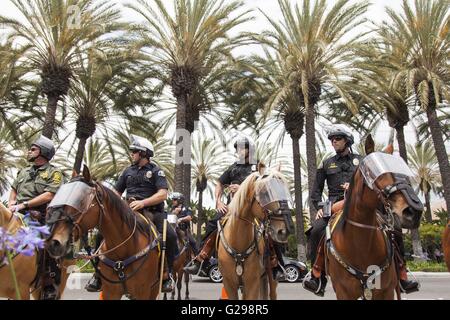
[228,172,260,216]
[100,185,151,237]
[228,170,289,216]
[335,168,359,231]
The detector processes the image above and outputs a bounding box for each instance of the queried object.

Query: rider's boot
[85,273,102,292]
[161,270,175,293]
[184,231,217,275]
[303,237,327,297]
[41,255,61,300]
[399,264,419,293]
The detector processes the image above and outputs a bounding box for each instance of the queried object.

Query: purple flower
[0,223,50,263]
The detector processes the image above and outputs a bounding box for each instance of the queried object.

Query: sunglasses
[29,147,39,152]
[331,136,344,142]
[130,149,140,154]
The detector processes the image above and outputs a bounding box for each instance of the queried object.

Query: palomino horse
[45,166,161,300]
[218,170,292,300]
[443,224,450,271]
[326,135,423,300]
[0,203,74,300]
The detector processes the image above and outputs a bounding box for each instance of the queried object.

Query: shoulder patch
[353,158,360,166]
[40,171,49,179]
[52,171,62,184]
[251,164,257,171]
[158,170,165,177]
[328,163,338,169]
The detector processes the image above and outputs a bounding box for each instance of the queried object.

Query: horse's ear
[275,163,281,172]
[383,144,394,154]
[257,161,266,175]
[365,134,375,155]
[72,169,79,178]
[82,165,91,182]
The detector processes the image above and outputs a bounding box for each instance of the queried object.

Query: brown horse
[218,170,291,300]
[0,203,74,300]
[45,166,161,300]
[443,224,450,271]
[326,135,423,300]
[164,228,193,300]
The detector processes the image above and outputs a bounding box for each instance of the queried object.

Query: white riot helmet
[129,134,154,158]
[326,124,354,146]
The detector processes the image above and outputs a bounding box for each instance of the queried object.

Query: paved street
[58,272,450,300]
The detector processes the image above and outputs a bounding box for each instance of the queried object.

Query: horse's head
[243,171,295,243]
[46,165,101,258]
[360,135,423,229]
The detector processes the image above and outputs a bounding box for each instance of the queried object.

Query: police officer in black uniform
[116,134,177,292]
[170,192,199,255]
[303,125,363,296]
[184,137,259,274]
[303,125,419,296]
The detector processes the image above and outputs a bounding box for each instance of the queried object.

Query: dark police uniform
[173,205,199,255]
[115,163,179,270]
[201,162,258,247]
[308,152,363,262]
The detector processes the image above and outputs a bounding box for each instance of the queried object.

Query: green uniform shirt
[12,162,64,205]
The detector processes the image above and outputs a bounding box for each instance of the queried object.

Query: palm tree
[191,137,229,242]
[67,43,157,173]
[0,0,124,138]
[408,141,442,223]
[127,0,253,202]
[259,0,369,218]
[380,0,450,218]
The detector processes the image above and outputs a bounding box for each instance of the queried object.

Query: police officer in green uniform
[8,136,64,300]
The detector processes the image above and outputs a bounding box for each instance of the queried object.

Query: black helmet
[233,136,255,150]
[129,134,154,158]
[32,136,55,160]
[171,192,185,204]
[327,125,354,146]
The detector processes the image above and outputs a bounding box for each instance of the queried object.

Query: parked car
[197,257,223,283]
[197,256,308,283]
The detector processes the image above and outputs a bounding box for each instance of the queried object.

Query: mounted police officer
[184,137,259,274]
[111,134,177,293]
[303,125,419,296]
[8,136,64,300]
[170,192,199,255]
[184,136,288,279]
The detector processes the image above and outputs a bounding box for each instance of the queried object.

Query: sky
[1,0,446,207]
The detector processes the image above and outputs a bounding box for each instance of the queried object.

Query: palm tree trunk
[196,190,203,243]
[305,104,317,221]
[292,136,306,263]
[424,190,432,223]
[425,102,450,220]
[397,127,424,260]
[73,137,88,173]
[42,94,59,138]
[183,162,191,206]
[174,94,188,193]
[395,126,407,161]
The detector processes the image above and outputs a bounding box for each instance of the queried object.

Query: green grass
[406,260,448,272]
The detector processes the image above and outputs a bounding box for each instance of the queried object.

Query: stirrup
[302,271,323,295]
[183,259,204,276]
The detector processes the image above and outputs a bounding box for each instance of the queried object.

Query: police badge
[353,158,360,166]
[146,171,152,179]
